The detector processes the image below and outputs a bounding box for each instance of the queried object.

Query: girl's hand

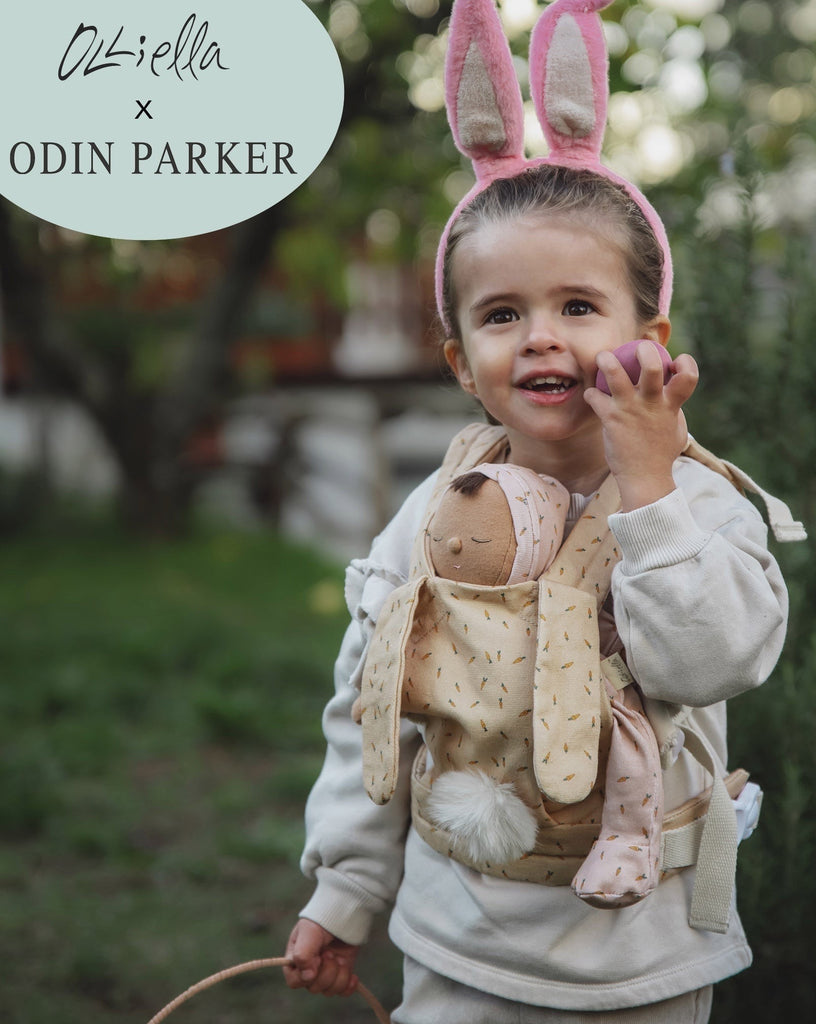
[583,342,699,511]
[283,918,360,997]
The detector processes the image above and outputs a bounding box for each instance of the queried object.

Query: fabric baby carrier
[356,424,805,933]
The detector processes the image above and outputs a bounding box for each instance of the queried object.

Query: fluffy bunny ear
[445,0,526,181]
[530,0,615,164]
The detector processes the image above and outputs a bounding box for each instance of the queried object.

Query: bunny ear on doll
[530,0,615,166]
[445,0,526,182]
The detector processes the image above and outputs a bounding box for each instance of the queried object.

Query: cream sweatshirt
[298,453,787,1010]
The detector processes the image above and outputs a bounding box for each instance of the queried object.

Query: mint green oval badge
[0,0,343,239]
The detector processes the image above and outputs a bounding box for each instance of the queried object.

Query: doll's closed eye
[471,538,491,544]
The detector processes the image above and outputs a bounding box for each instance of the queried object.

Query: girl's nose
[520,316,565,355]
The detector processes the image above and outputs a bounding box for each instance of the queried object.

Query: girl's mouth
[518,375,578,394]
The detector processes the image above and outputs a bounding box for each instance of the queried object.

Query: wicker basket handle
[146,956,391,1024]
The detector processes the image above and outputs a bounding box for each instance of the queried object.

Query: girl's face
[444,212,670,475]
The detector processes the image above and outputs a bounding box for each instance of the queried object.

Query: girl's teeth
[523,376,573,393]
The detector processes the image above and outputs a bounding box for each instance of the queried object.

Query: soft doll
[426,463,568,587]
[422,463,665,909]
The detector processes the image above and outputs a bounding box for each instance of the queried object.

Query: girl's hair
[441,164,664,338]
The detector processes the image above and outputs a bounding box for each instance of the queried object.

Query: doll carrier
[357,424,804,933]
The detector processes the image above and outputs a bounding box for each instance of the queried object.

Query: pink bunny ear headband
[435,0,673,333]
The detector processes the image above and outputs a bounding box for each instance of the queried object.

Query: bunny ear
[445,0,526,180]
[530,0,615,163]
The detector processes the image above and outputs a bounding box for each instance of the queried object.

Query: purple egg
[595,339,673,395]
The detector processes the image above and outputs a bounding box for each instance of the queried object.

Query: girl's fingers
[595,343,664,398]
[307,950,358,997]
[596,345,697,408]
[634,341,669,397]
[308,957,340,994]
[594,350,633,395]
[283,919,360,998]
[283,918,331,988]
[666,353,699,405]
[663,356,696,407]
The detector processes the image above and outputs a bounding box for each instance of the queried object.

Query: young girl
[283,1,795,1020]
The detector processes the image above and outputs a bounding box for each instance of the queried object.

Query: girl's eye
[563,299,595,317]
[484,307,518,326]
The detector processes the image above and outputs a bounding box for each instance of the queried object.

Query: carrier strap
[683,437,806,543]
[720,460,807,542]
[658,725,740,934]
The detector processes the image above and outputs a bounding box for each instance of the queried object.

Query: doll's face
[427,478,517,586]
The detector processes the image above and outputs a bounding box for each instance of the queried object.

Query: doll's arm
[608,457,787,707]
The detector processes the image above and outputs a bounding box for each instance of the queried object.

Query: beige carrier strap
[719,461,807,542]
[683,437,806,543]
[433,423,510,491]
[655,725,741,934]
[678,727,738,934]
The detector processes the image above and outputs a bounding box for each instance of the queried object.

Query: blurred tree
[0,202,290,534]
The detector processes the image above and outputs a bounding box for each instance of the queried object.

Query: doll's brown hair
[450,471,491,496]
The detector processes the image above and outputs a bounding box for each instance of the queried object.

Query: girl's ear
[642,316,672,349]
[444,339,478,396]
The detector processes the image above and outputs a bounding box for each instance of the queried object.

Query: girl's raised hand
[283,918,360,998]
[584,341,699,512]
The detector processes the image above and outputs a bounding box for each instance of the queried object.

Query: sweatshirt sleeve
[298,473,438,946]
[608,456,788,707]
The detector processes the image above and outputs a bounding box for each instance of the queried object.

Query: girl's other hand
[584,342,699,511]
[283,918,360,997]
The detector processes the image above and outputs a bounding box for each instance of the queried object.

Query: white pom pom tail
[426,770,538,864]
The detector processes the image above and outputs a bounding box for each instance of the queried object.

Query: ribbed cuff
[299,867,382,946]
[608,488,710,575]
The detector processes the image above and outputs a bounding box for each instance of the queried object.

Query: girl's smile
[445,213,669,483]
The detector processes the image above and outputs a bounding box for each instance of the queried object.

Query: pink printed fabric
[572,682,664,908]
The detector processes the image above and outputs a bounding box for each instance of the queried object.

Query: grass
[1,519,814,1021]
[0,524,403,1023]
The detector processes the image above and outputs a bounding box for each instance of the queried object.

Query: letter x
[135,100,153,120]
